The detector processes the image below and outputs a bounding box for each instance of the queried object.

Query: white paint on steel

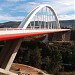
[18,4,60,29]
[0,29,70,36]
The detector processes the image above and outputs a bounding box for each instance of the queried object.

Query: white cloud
[11,0,74,15]
[48,0,74,15]
[0,0,74,22]
[28,2,39,5]
[6,0,26,2]
[11,2,40,13]
[35,0,74,15]
[58,15,75,20]
[57,0,74,5]
[0,15,24,21]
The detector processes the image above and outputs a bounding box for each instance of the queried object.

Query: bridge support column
[42,34,49,43]
[62,32,65,41]
[0,39,22,70]
[62,31,70,41]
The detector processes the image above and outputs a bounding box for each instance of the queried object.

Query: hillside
[0,21,21,28]
[0,20,75,28]
[59,20,75,28]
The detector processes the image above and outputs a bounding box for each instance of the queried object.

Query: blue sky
[0,0,74,23]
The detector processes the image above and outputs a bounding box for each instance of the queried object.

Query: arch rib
[18,4,60,29]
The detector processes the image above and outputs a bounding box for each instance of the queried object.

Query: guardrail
[0,28,25,31]
[0,26,53,31]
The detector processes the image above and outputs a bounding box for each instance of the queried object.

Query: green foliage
[44,44,63,73]
[13,36,75,73]
[29,47,42,69]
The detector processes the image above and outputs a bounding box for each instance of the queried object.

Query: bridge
[0,4,70,75]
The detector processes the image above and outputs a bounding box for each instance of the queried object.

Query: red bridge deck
[0,29,70,41]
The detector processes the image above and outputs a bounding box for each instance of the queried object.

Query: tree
[45,44,63,73]
[29,47,42,69]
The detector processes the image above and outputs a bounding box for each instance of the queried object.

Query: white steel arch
[18,4,60,29]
